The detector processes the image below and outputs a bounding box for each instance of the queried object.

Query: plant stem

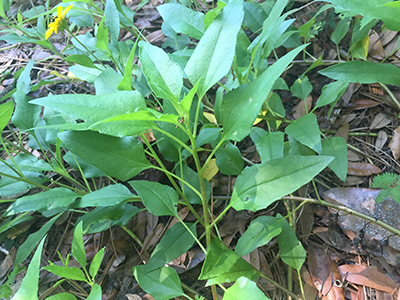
[281,196,400,236]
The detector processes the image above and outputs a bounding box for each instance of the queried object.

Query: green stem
[139,133,204,227]
[281,196,400,236]
[0,171,50,190]
[66,29,107,69]
[120,225,143,247]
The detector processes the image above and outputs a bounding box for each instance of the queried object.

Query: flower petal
[45,28,54,40]
[61,4,73,18]
[57,6,62,18]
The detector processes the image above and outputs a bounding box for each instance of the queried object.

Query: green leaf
[12,59,40,131]
[43,264,87,281]
[77,203,140,233]
[331,17,350,45]
[58,131,151,181]
[72,221,87,269]
[313,81,349,110]
[321,137,348,181]
[277,218,306,271]
[95,17,111,55]
[199,239,258,286]
[0,101,14,132]
[298,16,316,39]
[118,38,138,91]
[63,152,106,178]
[181,164,211,205]
[128,181,179,217]
[157,4,205,40]
[221,44,307,142]
[77,184,134,208]
[89,248,105,279]
[290,76,312,101]
[235,216,283,257]
[46,293,77,300]
[64,55,97,69]
[87,284,102,300]
[215,142,243,175]
[184,0,244,97]
[325,0,400,31]
[285,113,322,154]
[30,90,146,125]
[243,2,268,32]
[222,277,271,300]
[318,61,400,86]
[132,266,184,300]
[12,237,45,300]
[94,67,122,95]
[230,155,333,211]
[255,132,284,163]
[4,188,78,216]
[146,222,197,272]
[15,214,59,266]
[104,0,119,48]
[68,65,102,84]
[139,41,183,103]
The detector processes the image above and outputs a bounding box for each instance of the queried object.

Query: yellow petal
[203,159,219,181]
[61,4,73,18]
[57,6,62,18]
[45,28,53,40]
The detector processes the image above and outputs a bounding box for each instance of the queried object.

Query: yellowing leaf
[253,108,268,126]
[203,158,219,181]
[203,112,218,124]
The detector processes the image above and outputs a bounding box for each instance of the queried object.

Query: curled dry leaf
[370,113,391,130]
[338,265,396,294]
[376,130,388,150]
[343,99,379,110]
[347,162,382,176]
[389,126,400,160]
[308,244,332,295]
[322,260,344,300]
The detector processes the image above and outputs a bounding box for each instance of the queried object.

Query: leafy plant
[372,173,400,204]
[1,0,400,298]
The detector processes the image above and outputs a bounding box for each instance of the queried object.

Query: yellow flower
[45,4,73,40]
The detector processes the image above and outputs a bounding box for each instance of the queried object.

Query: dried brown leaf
[389,126,400,160]
[308,244,332,295]
[293,95,313,119]
[338,265,396,294]
[343,99,379,110]
[370,113,391,130]
[335,123,349,141]
[376,130,388,150]
[347,162,382,176]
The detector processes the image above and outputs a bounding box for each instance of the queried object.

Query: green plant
[372,173,400,203]
[1,0,400,299]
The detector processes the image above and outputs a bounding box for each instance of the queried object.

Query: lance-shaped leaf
[319,61,400,86]
[230,155,333,211]
[58,131,151,181]
[30,91,145,124]
[184,0,244,97]
[139,42,183,104]
[221,44,307,142]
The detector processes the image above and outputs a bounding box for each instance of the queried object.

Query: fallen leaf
[322,260,344,300]
[376,130,388,150]
[343,99,379,110]
[308,244,332,295]
[389,125,400,160]
[370,113,391,130]
[338,265,396,294]
[335,123,349,141]
[347,162,382,176]
[293,95,313,119]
